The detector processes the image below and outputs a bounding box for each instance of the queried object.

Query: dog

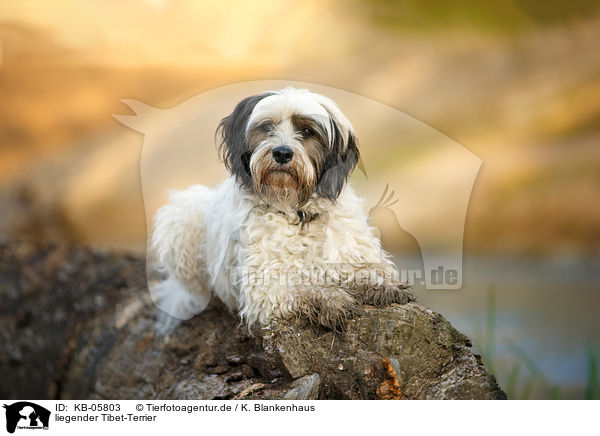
[151,87,414,332]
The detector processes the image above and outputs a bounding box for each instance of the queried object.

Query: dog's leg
[323,189,416,308]
[239,280,361,331]
[346,262,416,307]
[151,185,213,333]
[299,286,362,331]
[352,280,416,306]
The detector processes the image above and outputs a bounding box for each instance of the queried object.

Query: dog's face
[217,87,359,207]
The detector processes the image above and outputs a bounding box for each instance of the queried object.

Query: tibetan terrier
[151,87,414,331]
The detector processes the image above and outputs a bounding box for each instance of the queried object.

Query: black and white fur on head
[217,87,359,208]
[151,86,414,333]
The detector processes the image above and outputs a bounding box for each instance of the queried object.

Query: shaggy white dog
[151,87,414,331]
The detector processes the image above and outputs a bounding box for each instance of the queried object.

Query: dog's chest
[241,210,329,262]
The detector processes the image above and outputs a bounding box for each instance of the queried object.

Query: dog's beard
[252,161,314,207]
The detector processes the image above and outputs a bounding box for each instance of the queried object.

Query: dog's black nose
[272,146,294,164]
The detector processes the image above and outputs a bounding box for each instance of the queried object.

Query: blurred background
[1,0,598,399]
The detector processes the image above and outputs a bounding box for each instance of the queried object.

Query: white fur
[152,178,397,329]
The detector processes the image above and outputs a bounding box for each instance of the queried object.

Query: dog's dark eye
[257,123,273,133]
[300,127,315,138]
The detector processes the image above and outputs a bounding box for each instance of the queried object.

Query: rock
[284,374,321,400]
[0,242,505,400]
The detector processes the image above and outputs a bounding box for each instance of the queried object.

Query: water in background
[401,254,600,399]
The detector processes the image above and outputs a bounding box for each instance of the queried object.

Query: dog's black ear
[316,118,360,202]
[216,92,273,187]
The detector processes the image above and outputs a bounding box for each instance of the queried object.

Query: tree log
[0,242,505,400]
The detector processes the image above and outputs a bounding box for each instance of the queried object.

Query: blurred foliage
[362,0,600,32]
[586,345,599,400]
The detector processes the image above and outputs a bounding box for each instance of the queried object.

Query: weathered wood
[0,242,505,400]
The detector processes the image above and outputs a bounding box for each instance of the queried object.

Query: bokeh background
[1,0,599,399]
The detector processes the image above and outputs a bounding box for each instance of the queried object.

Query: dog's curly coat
[152,87,414,331]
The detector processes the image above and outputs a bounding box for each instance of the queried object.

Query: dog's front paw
[300,289,362,331]
[353,282,416,307]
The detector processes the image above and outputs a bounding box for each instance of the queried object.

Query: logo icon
[3,402,50,434]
